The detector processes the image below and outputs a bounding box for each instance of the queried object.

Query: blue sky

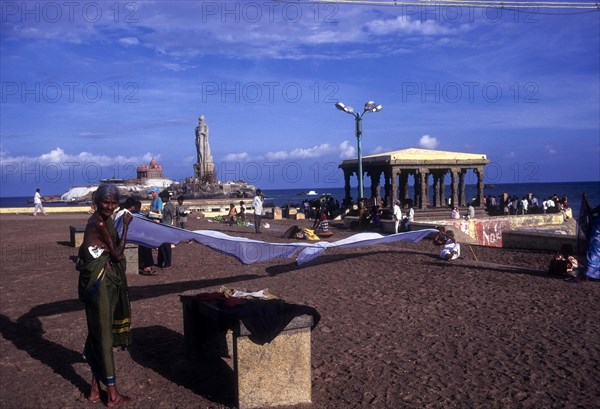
[1,1,599,196]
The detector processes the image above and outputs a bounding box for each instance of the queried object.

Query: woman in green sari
[77,183,132,407]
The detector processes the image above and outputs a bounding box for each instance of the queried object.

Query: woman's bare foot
[87,375,100,402]
[106,394,131,408]
[106,385,131,407]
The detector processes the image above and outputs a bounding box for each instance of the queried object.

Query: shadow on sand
[129,325,236,407]
[0,273,263,405]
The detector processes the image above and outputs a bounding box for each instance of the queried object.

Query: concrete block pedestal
[180,291,314,408]
[123,244,139,275]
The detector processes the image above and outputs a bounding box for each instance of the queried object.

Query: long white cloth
[115,213,437,265]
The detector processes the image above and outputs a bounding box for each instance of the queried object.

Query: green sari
[77,220,131,386]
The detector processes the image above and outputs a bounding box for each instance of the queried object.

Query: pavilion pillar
[419,168,429,209]
[450,167,459,207]
[433,172,441,207]
[414,171,420,209]
[459,169,467,206]
[370,169,381,203]
[476,166,485,207]
[343,169,352,207]
[440,170,447,207]
[391,166,398,207]
[401,171,410,202]
[383,167,391,207]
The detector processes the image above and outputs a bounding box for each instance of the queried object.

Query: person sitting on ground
[238,201,246,221]
[468,204,475,220]
[548,244,579,278]
[433,226,448,245]
[372,204,383,229]
[315,209,332,236]
[439,230,461,261]
[283,225,307,240]
[358,199,370,230]
[451,207,461,219]
[228,202,238,225]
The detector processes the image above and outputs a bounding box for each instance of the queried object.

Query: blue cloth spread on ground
[114,213,437,265]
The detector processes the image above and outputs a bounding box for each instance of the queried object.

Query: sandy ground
[1,212,599,409]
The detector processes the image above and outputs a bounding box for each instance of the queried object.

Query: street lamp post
[335,100,382,200]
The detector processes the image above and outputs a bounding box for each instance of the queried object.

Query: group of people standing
[486,193,569,216]
[115,190,190,275]
[392,200,414,234]
[303,196,340,220]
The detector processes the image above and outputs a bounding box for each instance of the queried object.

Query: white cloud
[419,135,439,149]
[224,152,251,162]
[162,63,193,72]
[339,141,355,159]
[289,144,332,159]
[266,151,289,160]
[365,16,459,36]
[118,37,140,47]
[0,147,155,167]
[546,145,557,154]
[223,144,337,163]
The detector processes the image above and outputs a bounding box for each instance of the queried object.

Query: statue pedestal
[194,163,216,184]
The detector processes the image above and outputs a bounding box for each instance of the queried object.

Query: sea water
[261,181,600,218]
[2,181,599,218]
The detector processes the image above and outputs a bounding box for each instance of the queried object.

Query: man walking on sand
[33,188,47,216]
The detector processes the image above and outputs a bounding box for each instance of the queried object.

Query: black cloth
[194,293,320,345]
[283,225,301,239]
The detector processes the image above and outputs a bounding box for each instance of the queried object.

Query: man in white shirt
[33,188,47,216]
[521,197,529,215]
[252,189,264,234]
[393,200,403,234]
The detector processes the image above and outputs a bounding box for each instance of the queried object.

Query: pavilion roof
[361,148,488,161]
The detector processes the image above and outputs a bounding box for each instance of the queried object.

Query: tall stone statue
[195,115,212,164]
[193,115,216,183]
